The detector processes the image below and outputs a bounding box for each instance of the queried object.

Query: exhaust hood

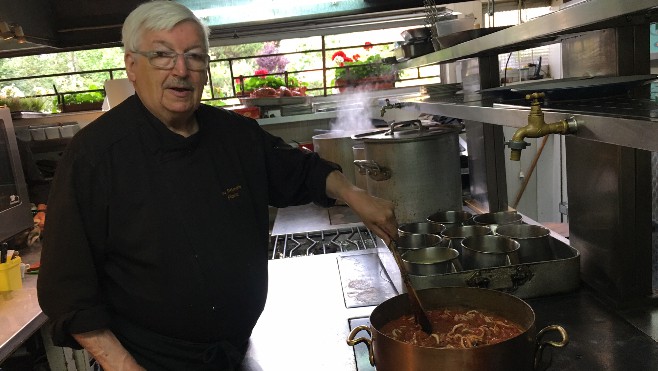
[0,0,474,58]
[179,0,426,27]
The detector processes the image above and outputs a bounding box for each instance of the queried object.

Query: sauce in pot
[380,307,523,349]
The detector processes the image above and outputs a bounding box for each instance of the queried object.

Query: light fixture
[13,25,25,43]
[0,21,13,40]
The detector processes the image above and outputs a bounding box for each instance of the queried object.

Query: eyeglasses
[132,50,210,71]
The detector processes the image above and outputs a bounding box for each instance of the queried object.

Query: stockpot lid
[351,120,462,143]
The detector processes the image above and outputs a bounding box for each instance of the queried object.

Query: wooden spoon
[388,239,433,334]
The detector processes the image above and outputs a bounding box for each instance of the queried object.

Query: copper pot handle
[346,325,375,366]
[534,324,569,370]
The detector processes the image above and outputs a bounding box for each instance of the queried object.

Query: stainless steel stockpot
[353,122,462,224]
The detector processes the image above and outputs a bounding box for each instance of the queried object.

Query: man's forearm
[73,329,145,371]
[325,170,398,244]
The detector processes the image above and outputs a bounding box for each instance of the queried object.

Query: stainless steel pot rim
[441,224,492,238]
[461,235,521,254]
[473,213,523,225]
[312,129,374,139]
[427,210,473,224]
[401,246,459,264]
[399,221,447,234]
[495,224,550,239]
[352,125,461,143]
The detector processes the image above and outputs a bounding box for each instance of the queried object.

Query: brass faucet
[505,92,578,161]
[380,98,404,117]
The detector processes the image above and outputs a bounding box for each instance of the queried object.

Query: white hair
[122,0,210,52]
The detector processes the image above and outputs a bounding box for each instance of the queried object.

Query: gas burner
[269,226,376,259]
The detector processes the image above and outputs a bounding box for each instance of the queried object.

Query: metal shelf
[398,0,658,69]
[387,94,658,152]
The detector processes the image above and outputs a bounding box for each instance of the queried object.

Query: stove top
[269,225,376,259]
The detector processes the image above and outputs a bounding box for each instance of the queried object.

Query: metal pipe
[505,92,578,161]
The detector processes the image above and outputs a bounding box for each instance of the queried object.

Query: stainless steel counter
[242,251,389,371]
[0,245,47,364]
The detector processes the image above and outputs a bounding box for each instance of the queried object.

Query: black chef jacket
[37,95,339,351]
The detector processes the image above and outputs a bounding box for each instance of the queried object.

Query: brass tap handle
[525,92,545,104]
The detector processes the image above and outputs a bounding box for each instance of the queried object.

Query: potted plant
[56,84,105,113]
[331,42,397,92]
[0,96,47,113]
[235,69,307,97]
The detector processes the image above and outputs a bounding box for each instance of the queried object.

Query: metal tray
[480,74,658,100]
[437,26,511,49]
[377,224,580,299]
[238,96,310,107]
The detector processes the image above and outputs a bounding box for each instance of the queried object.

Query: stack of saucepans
[347,209,569,371]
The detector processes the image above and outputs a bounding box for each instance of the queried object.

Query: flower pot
[336,75,396,93]
[59,101,103,113]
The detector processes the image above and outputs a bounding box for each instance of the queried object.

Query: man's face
[125,21,208,124]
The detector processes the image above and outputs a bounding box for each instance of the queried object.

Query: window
[0,23,440,111]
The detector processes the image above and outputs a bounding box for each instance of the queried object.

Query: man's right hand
[73,329,145,371]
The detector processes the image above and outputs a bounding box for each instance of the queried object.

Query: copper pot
[347,287,568,371]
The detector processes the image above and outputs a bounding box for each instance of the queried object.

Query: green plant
[235,69,305,94]
[0,97,47,112]
[57,84,105,105]
[205,99,227,107]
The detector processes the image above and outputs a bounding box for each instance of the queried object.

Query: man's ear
[125,53,137,82]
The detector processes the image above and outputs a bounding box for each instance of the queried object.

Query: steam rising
[330,90,375,132]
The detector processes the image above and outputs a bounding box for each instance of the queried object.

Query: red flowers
[254,69,269,77]
[332,42,372,66]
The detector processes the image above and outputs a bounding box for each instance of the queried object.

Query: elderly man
[37,1,397,370]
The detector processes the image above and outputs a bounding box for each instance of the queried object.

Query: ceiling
[0,0,550,58]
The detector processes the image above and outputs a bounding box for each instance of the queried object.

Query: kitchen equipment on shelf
[394,39,435,62]
[347,286,568,371]
[353,120,463,224]
[400,27,433,42]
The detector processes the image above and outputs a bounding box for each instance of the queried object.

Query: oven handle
[534,324,569,370]
[346,325,375,366]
